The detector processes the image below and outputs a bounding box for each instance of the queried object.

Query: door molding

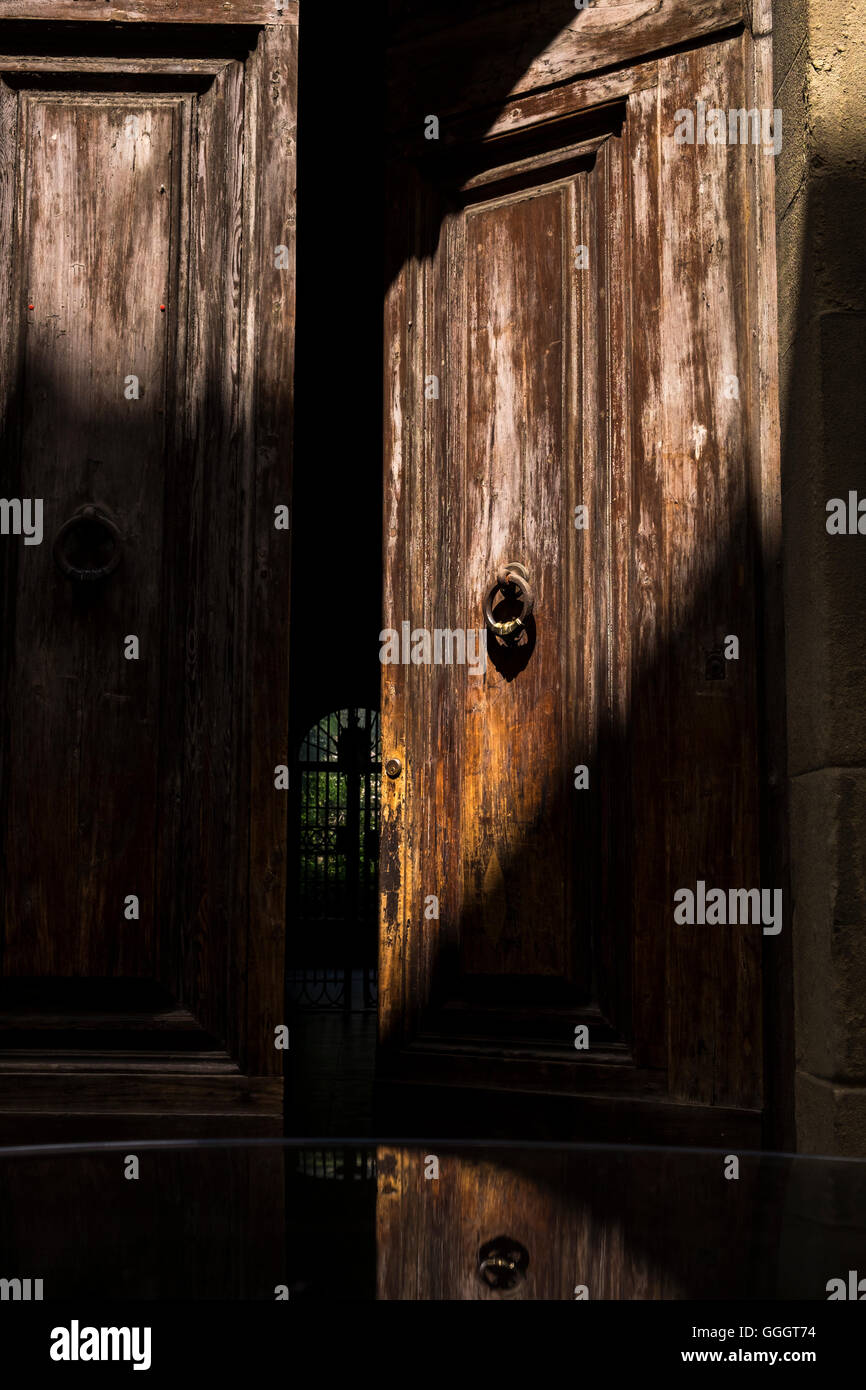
[0,2,296,23]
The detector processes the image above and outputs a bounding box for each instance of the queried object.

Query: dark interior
[286,2,383,1140]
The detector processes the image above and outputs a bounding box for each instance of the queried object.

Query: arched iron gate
[288,708,380,1010]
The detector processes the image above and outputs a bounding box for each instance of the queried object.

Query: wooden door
[379,0,786,1295]
[0,5,297,1140]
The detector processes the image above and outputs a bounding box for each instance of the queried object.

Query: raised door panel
[5,91,185,981]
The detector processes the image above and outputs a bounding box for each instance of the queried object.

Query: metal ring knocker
[477,1237,530,1291]
[483,562,535,643]
[53,504,122,583]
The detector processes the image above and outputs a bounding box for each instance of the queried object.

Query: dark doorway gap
[286,4,384,1142]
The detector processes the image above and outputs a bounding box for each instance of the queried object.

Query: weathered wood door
[0,4,296,1139]
[379,0,786,1295]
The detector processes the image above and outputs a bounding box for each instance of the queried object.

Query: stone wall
[774,0,866,1153]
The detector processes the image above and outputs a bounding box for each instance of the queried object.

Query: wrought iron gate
[289,708,380,1009]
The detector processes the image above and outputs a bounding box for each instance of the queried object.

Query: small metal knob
[384,757,402,779]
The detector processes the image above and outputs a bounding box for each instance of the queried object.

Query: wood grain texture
[179,57,246,1066]
[244,22,297,1074]
[0,25,297,1132]
[381,25,778,1133]
[742,0,773,38]
[0,1071,282,1114]
[387,0,745,130]
[378,1144,768,1299]
[378,157,414,1052]
[460,186,570,980]
[0,1,297,23]
[381,116,637,1087]
[657,36,761,1110]
[419,60,658,155]
[625,81,667,1070]
[3,92,179,979]
[0,58,234,76]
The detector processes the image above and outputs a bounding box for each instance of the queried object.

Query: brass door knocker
[483,562,534,644]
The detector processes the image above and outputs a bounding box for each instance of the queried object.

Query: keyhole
[705,649,726,681]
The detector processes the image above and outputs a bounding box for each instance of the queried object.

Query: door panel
[6,93,182,980]
[0,15,297,1136]
[461,180,574,984]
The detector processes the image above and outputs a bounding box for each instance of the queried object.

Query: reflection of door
[0,7,297,1139]
[379,0,786,1292]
